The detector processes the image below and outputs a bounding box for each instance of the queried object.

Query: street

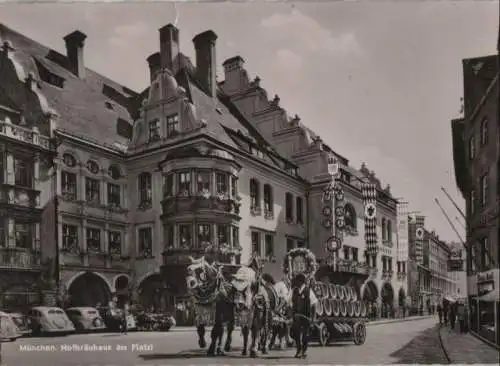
[1,317,448,365]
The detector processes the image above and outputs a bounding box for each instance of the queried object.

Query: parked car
[65,307,106,332]
[98,307,137,332]
[26,307,75,336]
[0,311,23,341]
[6,312,32,337]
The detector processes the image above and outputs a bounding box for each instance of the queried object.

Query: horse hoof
[216,349,225,356]
[262,349,268,355]
[199,339,206,348]
[250,350,258,358]
[224,344,231,352]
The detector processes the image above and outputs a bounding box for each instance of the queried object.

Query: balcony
[0,184,41,209]
[163,242,243,264]
[0,119,52,150]
[59,248,130,270]
[162,195,241,217]
[0,247,41,270]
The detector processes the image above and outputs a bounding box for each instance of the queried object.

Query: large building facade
[0,23,403,321]
[452,54,499,346]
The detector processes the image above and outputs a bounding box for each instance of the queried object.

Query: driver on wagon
[288,273,318,359]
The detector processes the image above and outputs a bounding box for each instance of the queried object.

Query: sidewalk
[170,315,433,332]
[439,324,499,364]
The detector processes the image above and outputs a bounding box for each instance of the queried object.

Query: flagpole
[434,198,466,249]
[440,186,466,220]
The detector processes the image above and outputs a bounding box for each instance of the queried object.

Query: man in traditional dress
[288,273,318,359]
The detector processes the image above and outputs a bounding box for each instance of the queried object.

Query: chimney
[192,30,218,97]
[147,52,161,82]
[159,24,180,73]
[64,30,87,78]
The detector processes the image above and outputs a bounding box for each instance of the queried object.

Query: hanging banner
[396,202,409,262]
[414,216,425,264]
[361,182,378,256]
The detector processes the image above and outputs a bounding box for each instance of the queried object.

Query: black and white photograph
[0,0,498,365]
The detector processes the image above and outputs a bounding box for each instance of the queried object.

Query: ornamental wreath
[282,247,318,279]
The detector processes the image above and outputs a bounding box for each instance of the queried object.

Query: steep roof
[0,23,138,151]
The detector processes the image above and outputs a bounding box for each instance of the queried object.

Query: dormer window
[166,114,180,137]
[148,120,160,141]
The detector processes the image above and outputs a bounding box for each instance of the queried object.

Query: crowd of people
[437,298,469,333]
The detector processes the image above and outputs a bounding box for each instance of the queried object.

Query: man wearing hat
[288,273,318,359]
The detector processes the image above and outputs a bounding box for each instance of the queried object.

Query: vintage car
[65,307,106,332]
[26,307,75,335]
[98,307,137,332]
[0,311,23,341]
[6,312,32,337]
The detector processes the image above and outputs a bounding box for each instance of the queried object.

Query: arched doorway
[380,282,395,318]
[114,275,130,307]
[68,272,111,308]
[362,281,378,320]
[137,274,174,313]
[398,288,406,307]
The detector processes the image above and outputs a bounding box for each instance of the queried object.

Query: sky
[1,0,498,243]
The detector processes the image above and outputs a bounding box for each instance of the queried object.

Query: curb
[437,325,452,364]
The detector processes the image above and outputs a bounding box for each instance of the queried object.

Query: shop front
[473,269,499,347]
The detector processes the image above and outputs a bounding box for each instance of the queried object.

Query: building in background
[428,231,457,307]
[451,53,499,346]
[396,201,410,313]
[447,241,468,300]
[0,85,56,310]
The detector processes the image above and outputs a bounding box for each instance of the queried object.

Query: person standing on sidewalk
[457,303,466,333]
[437,303,443,324]
[121,302,129,335]
[449,303,456,330]
[443,299,449,325]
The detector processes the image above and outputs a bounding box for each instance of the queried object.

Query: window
[251,231,261,255]
[480,117,488,145]
[178,171,191,195]
[264,234,274,258]
[297,240,305,248]
[0,152,4,184]
[196,171,211,194]
[0,219,5,247]
[371,255,377,268]
[85,177,100,203]
[480,237,490,270]
[263,184,273,217]
[470,189,476,215]
[387,221,392,242]
[198,224,211,245]
[401,262,406,273]
[107,183,121,206]
[86,228,101,253]
[138,227,152,256]
[388,257,393,272]
[14,222,31,248]
[381,218,387,241]
[165,225,174,249]
[250,179,260,211]
[397,261,401,273]
[108,231,121,255]
[343,246,350,260]
[108,165,121,180]
[344,204,357,230]
[62,224,78,252]
[285,193,294,222]
[148,119,160,141]
[231,176,238,198]
[216,172,228,195]
[296,196,303,224]
[469,135,475,159]
[286,238,295,252]
[163,174,174,197]
[166,114,180,137]
[364,250,370,265]
[62,153,76,167]
[14,158,32,187]
[352,247,359,262]
[382,256,387,271]
[61,172,77,200]
[217,225,229,245]
[233,226,239,248]
[138,172,152,205]
[178,224,191,248]
[86,160,99,174]
[480,173,489,206]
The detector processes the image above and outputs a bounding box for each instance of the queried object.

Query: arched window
[263,184,273,218]
[86,160,100,175]
[250,178,260,213]
[138,172,152,207]
[381,218,387,241]
[344,203,357,230]
[387,220,392,242]
[62,153,76,167]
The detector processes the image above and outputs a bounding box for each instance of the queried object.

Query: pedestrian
[457,304,466,333]
[437,303,443,324]
[289,273,318,359]
[443,300,449,325]
[449,304,456,330]
[122,302,129,335]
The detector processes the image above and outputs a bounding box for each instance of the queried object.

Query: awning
[475,287,500,302]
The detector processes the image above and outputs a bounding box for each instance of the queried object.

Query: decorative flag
[414,216,425,264]
[362,182,378,256]
[396,202,409,262]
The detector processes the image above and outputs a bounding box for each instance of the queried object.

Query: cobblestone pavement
[439,325,499,364]
[1,317,438,366]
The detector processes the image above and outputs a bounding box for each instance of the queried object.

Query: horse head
[231,266,256,312]
[185,256,219,294]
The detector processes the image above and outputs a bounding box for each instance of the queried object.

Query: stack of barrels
[313,282,367,319]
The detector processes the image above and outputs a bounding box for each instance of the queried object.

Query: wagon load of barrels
[313,282,366,319]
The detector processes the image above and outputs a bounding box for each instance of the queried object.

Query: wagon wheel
[318,321,330,347]
[353,322,366,345]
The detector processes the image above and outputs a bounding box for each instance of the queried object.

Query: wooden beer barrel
[336,285,344,300]
[347,301,355,317]
[354,301,362,317]
[323,298,332,316]
[314,282,326,299]
[315,298,324,316]
[320,283,329,299]
[329,283,337,299]
[360,301,367,317]
[350,286,358,301]
[344,286,351,301]
[340,300,347,316]
[332,299,340,317]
